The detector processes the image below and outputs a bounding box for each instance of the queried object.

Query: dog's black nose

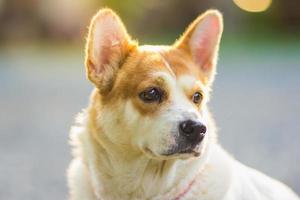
[179,120,206,145]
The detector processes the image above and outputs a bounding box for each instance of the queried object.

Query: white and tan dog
[68,8,300,200]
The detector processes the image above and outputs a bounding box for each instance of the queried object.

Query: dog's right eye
[139,87,163,103]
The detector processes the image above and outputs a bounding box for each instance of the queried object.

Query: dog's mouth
[142,133,206,159]
[143,145,201,160]
[177,148,201,157]
[163,145,202,157]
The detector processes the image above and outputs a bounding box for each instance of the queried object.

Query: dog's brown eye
[139,87,163,103]
[192,92,202,104]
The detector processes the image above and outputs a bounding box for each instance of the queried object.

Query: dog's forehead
[132,45,201,83]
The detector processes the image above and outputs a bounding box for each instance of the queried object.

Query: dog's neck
[82,128,207,199]
[74,113,216,200]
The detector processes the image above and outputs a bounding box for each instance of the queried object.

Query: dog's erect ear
[175,10,223,85]
[85,9,135,92]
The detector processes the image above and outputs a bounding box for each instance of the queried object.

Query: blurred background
[0,0,299,199]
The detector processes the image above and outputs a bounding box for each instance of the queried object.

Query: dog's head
[85,9,223,160]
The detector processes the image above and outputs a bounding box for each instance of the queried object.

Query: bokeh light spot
[233,0,272,12]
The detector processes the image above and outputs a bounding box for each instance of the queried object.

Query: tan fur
[68,8,300,200]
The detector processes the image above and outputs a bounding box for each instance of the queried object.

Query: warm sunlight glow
[233,0,272,12]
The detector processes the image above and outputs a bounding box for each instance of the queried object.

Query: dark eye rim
[192,91,203,104]
[139,87,164,103]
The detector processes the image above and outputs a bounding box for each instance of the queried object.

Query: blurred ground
[0,39,299,199]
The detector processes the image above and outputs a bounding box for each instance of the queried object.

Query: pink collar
[173,178,197,200]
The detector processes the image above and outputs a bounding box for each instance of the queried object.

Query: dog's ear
[175,10,223,85]
[85,9,135,93]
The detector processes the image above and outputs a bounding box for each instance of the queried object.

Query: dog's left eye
[192,92,203,104]
[139,87,163,103]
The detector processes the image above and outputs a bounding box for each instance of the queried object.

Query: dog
[67,8,300,200]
